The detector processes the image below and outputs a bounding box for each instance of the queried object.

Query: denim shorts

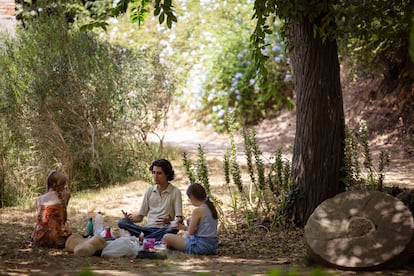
[185,235,218,255]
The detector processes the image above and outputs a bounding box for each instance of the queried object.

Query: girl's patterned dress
[31,204,71,248]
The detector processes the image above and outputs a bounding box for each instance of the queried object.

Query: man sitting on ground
[118,159,183,241]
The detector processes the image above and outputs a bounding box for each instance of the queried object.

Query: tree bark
[288,16,346,227]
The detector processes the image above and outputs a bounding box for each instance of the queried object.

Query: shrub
[343,121,390,191]
[0,11,173,205]
[201,19,294,131]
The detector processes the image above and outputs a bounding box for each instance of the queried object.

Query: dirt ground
[3,178,414,276]
[1,77,414,275]
[0,175,311,276]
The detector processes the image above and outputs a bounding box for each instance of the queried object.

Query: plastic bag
[101,236,141,258]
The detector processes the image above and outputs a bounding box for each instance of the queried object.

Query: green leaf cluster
[344,121,390,191]
[337,0,414,78]
[111,0,177,28]
[252,0,413,83]
[196,3,294,131]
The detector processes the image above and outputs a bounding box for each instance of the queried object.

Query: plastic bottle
[105,226,113,239]
[94,211,104,235]
[86,217,94,237]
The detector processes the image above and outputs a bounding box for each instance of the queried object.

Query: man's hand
[176,216,184,224]
[169,216,184,230]
[122,210,133,221]
[156,215,172,225]
[122,210,143,223]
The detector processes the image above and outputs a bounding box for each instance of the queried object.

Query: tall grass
[182,147,226,227]
[182,113,295,230]
[180,117,391,230]
[344,120,390,191]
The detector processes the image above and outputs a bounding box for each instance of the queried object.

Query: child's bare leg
[163,234,186,251]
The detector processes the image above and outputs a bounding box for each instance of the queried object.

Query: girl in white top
[163,183,219,255]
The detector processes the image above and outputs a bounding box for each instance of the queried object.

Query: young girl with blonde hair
[31,171,72,248]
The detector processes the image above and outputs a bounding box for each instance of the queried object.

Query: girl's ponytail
[205,197,218,220]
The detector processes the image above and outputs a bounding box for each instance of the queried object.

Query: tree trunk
[288,16,346,227]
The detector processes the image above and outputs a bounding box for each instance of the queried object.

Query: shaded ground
[0,179,310,276]
[1,77,414,275]
[2,178,414,276]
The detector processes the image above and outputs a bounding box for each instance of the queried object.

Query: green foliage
[251,0,337,78]
[77,267,95,276]
[179,112,295,230]
[0,11,173,206]
[101,0,295,131]
[182,146,210,192]
[181,148,226,227]
[337,0,414,79]
[183,152,196,184]
[201,12,294,129]
[343,121,390,191]
[275,186,302,228]
[64,0,295,130]
[224,113,295,228]
[240,113,296,226]
[228,115,244,194]
[223,149,231,185]
[251,0,273,78]
[266,266,334,276]
[15,0,177,32]
[242,128,270,214]
[196,145,210,193]
[252,132,266,191]
[111,0,177,28]
[267,149,297,228]
[0,131,39,207]
[223,148,237,213]
[243,129,256,188]
[15,0,113,31]
[343,126,361,188]
[252,0,413,83]
[268,150,291,197]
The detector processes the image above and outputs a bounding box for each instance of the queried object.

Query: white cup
[171,220,178,227]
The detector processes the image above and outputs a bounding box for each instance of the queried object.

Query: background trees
[0,5,174,206]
